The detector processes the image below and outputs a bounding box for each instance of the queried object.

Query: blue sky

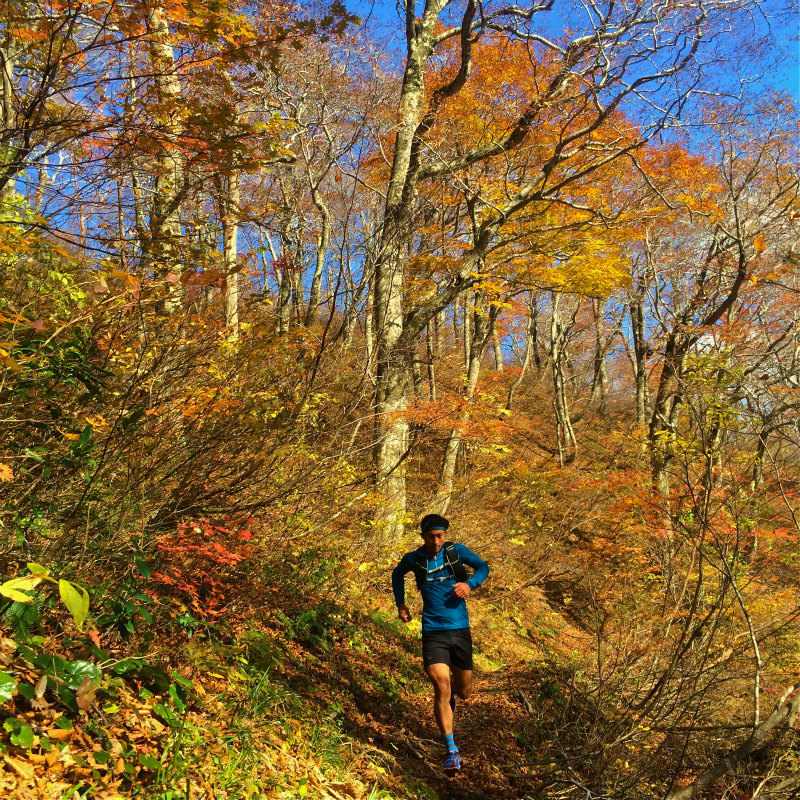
[348,0,799,104]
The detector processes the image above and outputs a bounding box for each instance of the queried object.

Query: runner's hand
[397,604,412,623]
[451,582,472,599]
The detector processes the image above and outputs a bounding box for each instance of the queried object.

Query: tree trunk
[751,426,769,492]
[436,293,496,513]
[463,290,472,374]
[506,291,537,411]
[412,356,424,399]
[630,286,650,426]
[433,309,443,360]
[305,183,330,326]
[0,35,19,202]
[550,292,578,466]
[115,177,127,270]
[144,4,185,308]
[491,316,503,371]
[372,0,449,538]
[452,294,462,347]
[222,172,240,336]
[34,154,49,214]
[277,233,293,335]
[649,337,687,497]
[589,298,609,415]
[426,322,437,401]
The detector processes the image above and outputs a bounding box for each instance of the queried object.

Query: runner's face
[421,528,445,556]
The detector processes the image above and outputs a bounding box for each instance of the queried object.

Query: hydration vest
[413,541,468,590]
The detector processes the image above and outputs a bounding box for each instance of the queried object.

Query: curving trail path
[358,664,547,800]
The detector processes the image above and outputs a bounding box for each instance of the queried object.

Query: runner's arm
[455,544,489,590]
[392,554,415,622]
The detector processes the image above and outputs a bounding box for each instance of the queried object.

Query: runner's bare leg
[450,666,473,701]
[426,662,453,734]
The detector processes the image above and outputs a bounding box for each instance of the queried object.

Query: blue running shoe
[443,750,462,771]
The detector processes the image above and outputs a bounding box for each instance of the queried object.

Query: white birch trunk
[372,0,450,538]
[436,293,494,513]
[222,173,240,336]
[144,5,185,309]
[0,35,18,202]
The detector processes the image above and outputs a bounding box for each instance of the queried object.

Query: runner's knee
[428,673,451,697]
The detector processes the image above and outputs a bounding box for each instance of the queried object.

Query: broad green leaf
[168,684,185,713]
[10,722,33,749]
[59,580,89,629]
[33,653,68,677]
[0,575,42,603]
[111,658,142,676]
[26,563,50,577]
[0,671,15,702]
[65,660,101,690]
[138,752,161,770]
[16,683,35,700]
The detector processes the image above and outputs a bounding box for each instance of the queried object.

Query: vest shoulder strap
[413,552,427,590]
[443,542,468,583]
[412,543,469,591]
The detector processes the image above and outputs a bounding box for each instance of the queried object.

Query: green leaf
[110,658,142,676]
[171,672,193,690]
[138,752,161,770]
[33,653,68,677]
[26,563,50,576]
[134,558,151,580]
[168,684,185,713]
[121,408,145,433]
[0,672,15,702]
[16,683,34,700]
[0,575,42,603]
[10,722,33,749]
[59,580,89,629]
[65,661,101,691]
[77,425,93,448]
[152,702,180,728]
[57,685,77,712]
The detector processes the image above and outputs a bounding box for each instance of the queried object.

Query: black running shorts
[421,628,473,670]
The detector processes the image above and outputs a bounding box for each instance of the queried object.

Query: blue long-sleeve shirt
[392,543,489,631]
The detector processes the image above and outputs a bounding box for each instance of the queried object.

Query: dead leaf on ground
[76,676,99,711]
[3,753,35,780]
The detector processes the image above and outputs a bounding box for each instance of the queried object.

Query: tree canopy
[0,1,798,798]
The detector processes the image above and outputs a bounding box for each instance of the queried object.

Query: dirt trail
[364,664,546,800]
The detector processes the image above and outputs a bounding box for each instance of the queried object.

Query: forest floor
[0,557,582,800]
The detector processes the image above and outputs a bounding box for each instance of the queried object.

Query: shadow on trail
[285,612,554,799]
[258,596,583,799]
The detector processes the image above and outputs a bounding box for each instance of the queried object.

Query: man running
[392,513,489,772]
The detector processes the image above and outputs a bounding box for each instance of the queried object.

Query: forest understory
[1,0,799,797]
